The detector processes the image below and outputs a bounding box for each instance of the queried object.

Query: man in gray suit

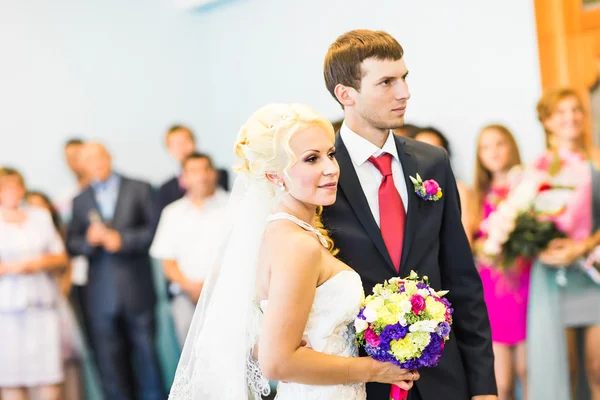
[67,142,164,400]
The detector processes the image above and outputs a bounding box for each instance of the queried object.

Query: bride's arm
[258,231,415,388]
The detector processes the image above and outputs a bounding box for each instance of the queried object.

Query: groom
[321,30,497,400]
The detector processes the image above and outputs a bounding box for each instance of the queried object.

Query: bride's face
[283,126,339,207]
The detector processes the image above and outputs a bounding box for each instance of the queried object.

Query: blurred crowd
[1,87,600,400]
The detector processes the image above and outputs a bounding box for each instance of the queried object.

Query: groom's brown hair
[324,30,404,106]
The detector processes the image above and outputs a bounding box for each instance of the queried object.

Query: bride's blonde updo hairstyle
[234,103,338,255]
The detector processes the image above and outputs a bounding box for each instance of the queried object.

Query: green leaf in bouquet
[497,211,566,270]
[371,320,387,335]
[405,312,421,325]
[355,334,365,347]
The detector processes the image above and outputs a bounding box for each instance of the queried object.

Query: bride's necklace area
[267,212,328,248]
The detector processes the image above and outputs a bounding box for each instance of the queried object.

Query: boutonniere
[409,173,443,201]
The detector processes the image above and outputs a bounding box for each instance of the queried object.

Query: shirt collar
[91,173,119,191]
[185,188,228,210]
[340,122,400,167]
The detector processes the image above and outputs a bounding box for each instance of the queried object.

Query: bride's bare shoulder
[263,220,323,265]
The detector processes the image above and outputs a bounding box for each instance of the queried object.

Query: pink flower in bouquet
[534,153,553,171]
[364,328,381,347]
[552,170,592,240]
[486,207,516,244]
[410,294,426,314]
[423,180,440,195]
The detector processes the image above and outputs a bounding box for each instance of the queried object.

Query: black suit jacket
[67,175,157,315]
[322,134,496,399]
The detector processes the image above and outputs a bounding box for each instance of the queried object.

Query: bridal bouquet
[354,271,453,400]
[481,150,589,268]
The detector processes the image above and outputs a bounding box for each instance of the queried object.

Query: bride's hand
[369,358,419,389]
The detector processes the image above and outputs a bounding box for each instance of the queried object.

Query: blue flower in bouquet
[436,322,451,338]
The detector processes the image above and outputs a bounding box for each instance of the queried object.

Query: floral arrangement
[410,174,442,201]
[354,271,453,400]
[480,150,590,268]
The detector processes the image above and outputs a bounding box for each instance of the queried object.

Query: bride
[168,104,418,399]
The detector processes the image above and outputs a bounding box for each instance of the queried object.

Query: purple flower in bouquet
[380,323,408,343]
[357,307,366,320]
[436,322,451,338]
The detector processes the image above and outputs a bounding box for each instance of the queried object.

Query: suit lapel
[83,187,101,221]
[335,135,397,274]
[395,136,420,273]
[110,177,127,228]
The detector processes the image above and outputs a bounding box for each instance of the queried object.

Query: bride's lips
[319,182,338,190]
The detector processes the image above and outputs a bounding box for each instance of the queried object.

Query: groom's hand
[472,396,498,400]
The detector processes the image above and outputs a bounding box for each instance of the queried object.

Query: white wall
[0,0,544,199]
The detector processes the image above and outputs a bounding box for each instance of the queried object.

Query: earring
[279,181,285,191]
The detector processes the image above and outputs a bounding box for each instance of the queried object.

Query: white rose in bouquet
[482,239,502,256]
[506,181,539,211]
[534,188,573,215]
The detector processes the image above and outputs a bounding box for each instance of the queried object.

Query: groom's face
[352,57,410,130]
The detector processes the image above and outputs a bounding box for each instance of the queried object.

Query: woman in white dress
[0,168,68,400]
[169,104,418,399]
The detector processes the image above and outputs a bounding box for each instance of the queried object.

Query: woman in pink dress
[473,124,530,400]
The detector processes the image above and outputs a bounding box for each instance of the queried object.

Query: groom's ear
[334,84,356,108]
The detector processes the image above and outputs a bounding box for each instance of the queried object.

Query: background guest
[150,152,229,345]
[55,139,88,225]
[0,168,68,400]
[530,88,600,400]
[67,143,164,400]
[26,190,89,400]
[155,125,229,223]
[414,126,476,243]
[471,125,528,400]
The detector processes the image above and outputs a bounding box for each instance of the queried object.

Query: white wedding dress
[167,205,367,400]
[261,213,367,399]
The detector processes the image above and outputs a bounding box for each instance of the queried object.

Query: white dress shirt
[150,189,229,282]
[340,122,409,226]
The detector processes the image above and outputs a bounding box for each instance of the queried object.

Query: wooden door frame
[534,0,600,146]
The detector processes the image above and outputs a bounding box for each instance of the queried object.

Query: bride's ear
[265,172,283,188]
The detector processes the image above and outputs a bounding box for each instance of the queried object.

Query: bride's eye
[305,156,318,163]
[328,151,336,159]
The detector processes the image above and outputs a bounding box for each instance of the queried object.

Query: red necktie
[368,153,406,272]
